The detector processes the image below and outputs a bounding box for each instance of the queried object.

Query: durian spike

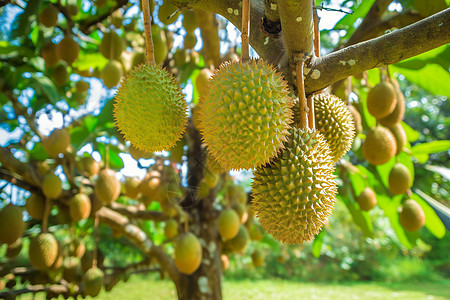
[295,55,308,130]
[142,0,155,65]
[241,0,250,61]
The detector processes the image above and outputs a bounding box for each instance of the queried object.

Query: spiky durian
[198,59,293,170]
[252,127,337,244]
[114,64,187,152]
[313,94,355,163]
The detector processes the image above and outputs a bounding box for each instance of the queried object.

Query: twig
[142,0,155,65]
[93,212,99,268]
[295,54,308,130]
[241,0,250,61]
[312,0,320,57]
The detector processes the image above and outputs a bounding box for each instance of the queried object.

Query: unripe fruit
[83,268,104,297]
[348,105,363,134]
[362,126,397,165]
[195,68,212,96]
[139,170,163,200]
[29,233,59,270]
[129,143,153,160]
[6,238,22,258]
[158,1,180,25]
[204,171,219,189]
[42,173,62,199]
[164,219,178,239]
[57,35,80,65]
[388,163,411,195]
[101,60,123,89]
[249,226,263,241]
[218,209,240,240]
[131,51,145,69]
[379,79,405,127]
[367,82,397,118]
[62,256,80,282]
[42,128,71,157]
[69,193,91,221]
[38,5,59,28]
[124,176,141,199]
[41,41,60,67]
[251,249,263,267]
[80,155,101,177]
[0,204,25,244]
[53,64,68,86]
[399,199,425,232]
[232,203,248,224]
[75,80,90,93]
[174,233,202,275]
[356,187,377,211]
[221,254,229,271]
[67,4,79,16]
[25,194,46,220]
[227,184,247,205]
[95,169,121,205]
[69,239,85,258]
[226,225,249,253]
[389,123,407,155]
[99,30,125,60]
[184,32,197,49]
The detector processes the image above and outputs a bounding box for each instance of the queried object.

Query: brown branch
[142,0,155,65]
[305,8,450,94]
[312,0,320,57]
[109,202,167,222]
[296,57,308,130]
[241,0,250,61]
[263,0,279,22]
[0,284,72,298]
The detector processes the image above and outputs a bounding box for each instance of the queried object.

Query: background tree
[0,0,449,299]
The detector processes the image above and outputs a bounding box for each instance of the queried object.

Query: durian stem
[345,76,352,103]
[105,144,110,169]
[93,212,100,269]
[241,0,250,61]
[184,217,188,233]
[142,0,156,65]
[313,0,320,58]
[296,55,308,130]
[41,197,50,233]
[307,96,315,130]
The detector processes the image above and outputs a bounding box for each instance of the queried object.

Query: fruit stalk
[296,56,308,130]
[41,197,50,233]
[241,0,250,61]
[93,212,99,268]
[313,0,320,58]
[142,0,156,65]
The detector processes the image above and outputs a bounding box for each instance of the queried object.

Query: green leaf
[70,126,90,150]
[334,0,376,41]
[391,64,450,97]
[30,75,60,104]
[72,52,108,71]
[84,116,99,133]
[412,140,450,155]
[11,0,42,39]
[28,142,49,161]
[394,45,450,70]
[412,193,446,239]
[312,230,325,258]
[401,122,420,143]
[96,143,124,170]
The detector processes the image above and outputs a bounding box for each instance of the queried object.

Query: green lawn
[19,276,450,299]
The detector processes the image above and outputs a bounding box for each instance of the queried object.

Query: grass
[18,276,450,300]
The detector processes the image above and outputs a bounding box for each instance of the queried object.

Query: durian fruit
[199,60,293,170]
[83,268,104,297]
[184,32,197,49]
[249,225,263,241]
[25,194,46,220]
[6,238,22,258]
[42,173,62,199]
[195,68,212,96]
[95,169,121,205]
[169,138,185,163]
[89,193,103,217]
[356,187,377,211]
[69,238,85,258]
[101,60,123,89]
[129,143,154,160]
[42,128,71,157]
[252,127,337,244]
[131,51,146,69]
[203,171,219,189]
[57,35,80,65]
[366,82,397,118]
[174,232,202,275]
[67,4,79,16]
[164,219,178,239]
[389,123,407,155]
[388,163,411,195]
[75,80,90,93]
[348,105,363,134]
[379,79,405,127]
[226,225,249,253]
[399,199,425,232]
[362,126,397,165]
[0,204,25,244]
[217,209,240,240]
[114,64,187,152]
[53,63,68,86]
[276,251,289,264]
[182,9,197,32]
[251,249,263,267]
[227,184,247,205]
[69,193,91,221]
[124,176,141,199]
[99,30,125,60]
[41,41,60,67]
[38,5,59,27]
[62,257,80,282]
[29,233,59,270]
[313,93,355,163]
[158,1,181,25]
[221,254,230,271]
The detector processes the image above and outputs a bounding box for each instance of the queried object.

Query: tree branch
[109,202,167,222]
[195,10,222,68]
[305,8,450,94]
[79,0,130,35]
